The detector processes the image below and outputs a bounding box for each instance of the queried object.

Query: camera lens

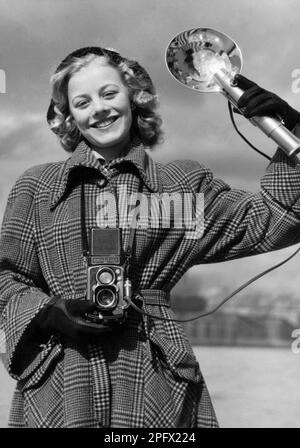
[95,286,117,310]
[97,267,114,285]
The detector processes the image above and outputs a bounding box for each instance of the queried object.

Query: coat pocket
[19,336,63,392]
[145,305,201,383]
[22,354,64,428]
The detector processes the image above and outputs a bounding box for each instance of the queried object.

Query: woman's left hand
[234,74,300,131]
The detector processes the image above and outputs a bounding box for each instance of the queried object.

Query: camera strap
[81,181,89,259]
[80,177,144,275]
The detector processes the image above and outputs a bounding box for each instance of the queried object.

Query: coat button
[98,178,106,187]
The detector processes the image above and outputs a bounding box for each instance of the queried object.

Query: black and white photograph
[1,0,300,430]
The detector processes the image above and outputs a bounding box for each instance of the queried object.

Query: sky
[1,0,300,307]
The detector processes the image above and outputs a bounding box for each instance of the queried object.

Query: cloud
[0,111,43,141]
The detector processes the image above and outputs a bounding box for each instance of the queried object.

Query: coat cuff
[261,147,300,216]
[0,288,61,381]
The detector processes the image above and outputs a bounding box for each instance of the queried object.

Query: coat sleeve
[0,170,60,383]
[188,147,300,264]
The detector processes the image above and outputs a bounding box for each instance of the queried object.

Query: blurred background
[1,0,300,428]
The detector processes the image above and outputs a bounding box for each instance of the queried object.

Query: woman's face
[68,57,132,155]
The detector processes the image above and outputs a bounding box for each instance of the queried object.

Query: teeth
[94,118,116,128]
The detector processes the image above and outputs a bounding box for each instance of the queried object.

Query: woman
[1,46,300,428]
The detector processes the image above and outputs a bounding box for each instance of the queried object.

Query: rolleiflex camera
[86,228,131,325]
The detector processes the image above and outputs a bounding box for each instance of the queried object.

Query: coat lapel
[50,138,162,211]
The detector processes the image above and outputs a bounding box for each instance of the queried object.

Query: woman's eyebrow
[71,83,121,102]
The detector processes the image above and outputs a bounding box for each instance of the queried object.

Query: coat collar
[50,138,162,209]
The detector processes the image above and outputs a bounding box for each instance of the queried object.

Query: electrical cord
[124,107,300,323]
[227,101,272,161]
[125,245,300,323]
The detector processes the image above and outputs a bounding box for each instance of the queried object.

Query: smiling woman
[48,47,163,155]
[67,59,133,161]
[1,45,300,429]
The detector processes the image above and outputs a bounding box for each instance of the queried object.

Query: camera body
[86,228,130,324]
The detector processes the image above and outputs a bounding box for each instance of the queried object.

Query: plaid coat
[1,137,300,428]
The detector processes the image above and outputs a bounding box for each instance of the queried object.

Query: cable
[126,245,300,323]
[121,107,299,325]
[227,101,272,161]
[124,105,300,323]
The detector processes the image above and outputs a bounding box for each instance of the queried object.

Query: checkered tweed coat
[1,137,300,428]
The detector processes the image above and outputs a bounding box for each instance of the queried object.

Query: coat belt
[134,289,170,307]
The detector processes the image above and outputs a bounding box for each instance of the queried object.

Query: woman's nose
[92,98,110,115]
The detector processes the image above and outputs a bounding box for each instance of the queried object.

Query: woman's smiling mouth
[91,117,118,129]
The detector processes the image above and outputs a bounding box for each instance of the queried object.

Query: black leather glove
[34,297,113,341]
[234,74,300,131]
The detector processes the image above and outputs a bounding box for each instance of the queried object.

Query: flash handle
[213,69,300,157]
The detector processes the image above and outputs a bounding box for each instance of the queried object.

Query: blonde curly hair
[47,47,163,152]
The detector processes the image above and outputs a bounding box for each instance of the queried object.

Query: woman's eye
[75,101,89,109]
[103,91,118,99]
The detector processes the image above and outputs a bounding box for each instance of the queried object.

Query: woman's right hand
[33,297,113,340]
[234,74,300,131]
